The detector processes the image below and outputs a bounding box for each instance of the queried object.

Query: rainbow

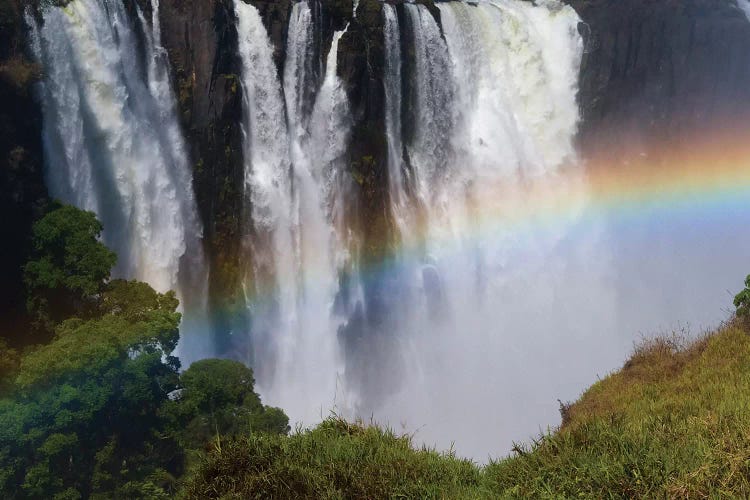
[234,131,750,313]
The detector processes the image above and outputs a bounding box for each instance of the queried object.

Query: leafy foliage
[734,274,750,323]
[167,359,290,450]
[0,340,19,395]
[1,205,289,499]
[23,204,117,335]
[0,285,184,498]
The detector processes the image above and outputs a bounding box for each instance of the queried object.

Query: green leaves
[2,204,289,498]
[180,359,261,414]
[1,203,186,498]
[733,274,750,321]
[167,359,290,450]
[23,204,117,336]
[26,205,115,295]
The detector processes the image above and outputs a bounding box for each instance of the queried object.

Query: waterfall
[232,0,594,456]
[370,0,604,458]
[284,1,316,145]
[23,0,750,462]
[28,0,209,358]
[383,4,406,221]
[404,4,454,196]
[234,0,351,421]
[739,0,750,20]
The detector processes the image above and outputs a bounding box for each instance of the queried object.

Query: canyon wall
[3,0,750,350]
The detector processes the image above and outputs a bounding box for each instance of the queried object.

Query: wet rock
[565,0,750,156]
[159,0,248,352]
[0,0,49,345]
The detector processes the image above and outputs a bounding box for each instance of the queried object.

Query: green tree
[0,285,184,499]
[0,339,19,394]
[3,205,289,498]
[168,359,289,449]
[734,274,750,323]
[23,204,117,336]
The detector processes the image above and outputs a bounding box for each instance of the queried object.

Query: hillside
[182,321,750,498]
[486,321,750,497]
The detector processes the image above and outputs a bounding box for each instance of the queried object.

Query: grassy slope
[181,322,750,499]
[487,321,750,498]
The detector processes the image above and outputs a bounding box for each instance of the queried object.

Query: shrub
[734,274,750,324]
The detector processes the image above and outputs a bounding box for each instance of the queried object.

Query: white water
[369,0,619,459]
[404,4,454,193]
[234,0,612,458]
[383,4,407,225]
[284,1,315,146]
[28,0,209,358]
[739,0,750,20]
[234,1,350,422]
[369,0,750,460]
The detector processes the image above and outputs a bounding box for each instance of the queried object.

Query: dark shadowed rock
[7,0,750,357]
[159,0,248,352]
[565,0,750,157]
[0,0,49,346]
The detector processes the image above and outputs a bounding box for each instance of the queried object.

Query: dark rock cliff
[565,0,750,157]
[4,0,750,351]
[0,0,48,345]
[158,0,247,351]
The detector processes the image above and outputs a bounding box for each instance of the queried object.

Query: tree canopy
[23,204,117,336]
[0,204,289,499]
[167,359,290,450]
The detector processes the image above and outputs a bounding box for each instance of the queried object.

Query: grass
[180,320,750,499]
[179,417,484,499]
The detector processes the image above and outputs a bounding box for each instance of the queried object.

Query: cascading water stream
[27,0,209,358]
[368,0,618,458]
[284,1,316,147]
[231,0,603,457]
[383,4,406,225]
[403,4,454,196]
[234,0,352,422]
[234,0,296,366]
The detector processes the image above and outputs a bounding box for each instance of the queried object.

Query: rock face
[4,0,750,351]
[0,0,48,345]
[338,0,391,319]
[158,0,248,350]
[156,0,404,351]
[565,0,750,156]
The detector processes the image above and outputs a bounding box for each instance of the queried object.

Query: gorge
[3,0,750,460]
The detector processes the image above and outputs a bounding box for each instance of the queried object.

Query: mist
[28,0,750,463]
[245,0,750,460]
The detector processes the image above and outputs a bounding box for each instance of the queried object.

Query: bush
[734,274,750,324]
[166,359,290,450]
